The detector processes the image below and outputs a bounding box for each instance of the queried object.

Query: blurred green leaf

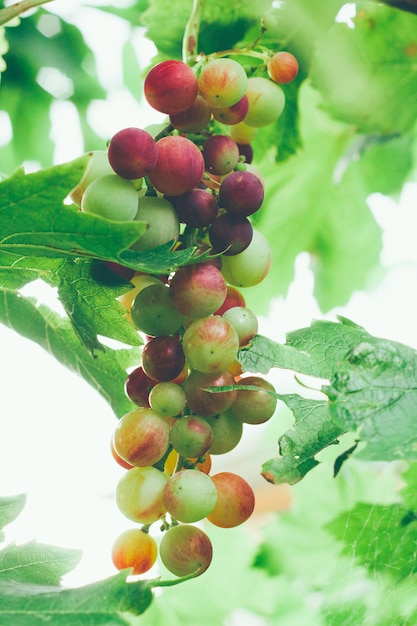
[0,494,26,542]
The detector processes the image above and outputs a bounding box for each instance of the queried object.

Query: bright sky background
[1,1,417,590]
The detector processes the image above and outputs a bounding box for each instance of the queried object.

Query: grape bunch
[71,47,298,579]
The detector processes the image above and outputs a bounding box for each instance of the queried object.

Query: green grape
[115,466,168,524]
[131,195,180,251]
[131,283,184,336]
[169,415,213,458]
[220,228,272,287]
[81,174,138,220]
[163,469,217,523]
[159,524,213,577]
[203,409,243,454]
[244,77,286,127]
[149,382,187,418]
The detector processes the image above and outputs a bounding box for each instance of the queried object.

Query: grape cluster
[71,48,298,579]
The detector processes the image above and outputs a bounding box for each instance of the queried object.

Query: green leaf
[0,494,26,541]
[324,335,417,461]
[0,542,82,586]
[261,395,344,485]
[238,333,314,376]
[310,2,417,135]
[0,291,139,417]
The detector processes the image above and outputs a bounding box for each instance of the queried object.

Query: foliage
[1,0,417,623]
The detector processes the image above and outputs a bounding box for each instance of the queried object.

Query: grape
[110,437,134,470]
[175,188,218,228]
[229,121,257,145]
[144,59,198,114]
[169,415,213,458]
[159,524,213,577]
[163,469,217,523]
[210,95,249,125]
[148,135,205,196]
[209,212,253,256]
[169,263,227,319]
[244,76,285,127]
[169,95,212,132]
[214,284,246,315]
[113,407,170,467]
[131,196,180,252]
[149,381,187,418]
[111,528,158,575]
[206,472,255,528]
[141,335,185,382]
[124,365,154,407]
[202,135,239,176]
[131,283,184,336]
[203,409,243,454]
[115,466,168,524]
[198,58,248,108]
[118,273,163,317]
[70,150,114,206]
[218,170,264,216]
[267,51,299,84]
[182,315,239,373]
[230,375,277,424]
[220,228,272,287]
[81,174,138,221]
[107,127,158,180]
[183,369,237,417]
[222,306,258,346]
[237,142,253,164]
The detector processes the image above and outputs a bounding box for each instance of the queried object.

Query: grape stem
[0,0,53,26]
[182,0,206,65]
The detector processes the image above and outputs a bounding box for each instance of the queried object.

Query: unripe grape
[163,469,217,523]
[218,170,264,216]
[107,127,158,179]
[149,382,187,418]
[148,135,205,196]
[182,315,239,373]
[131,196,180,252]
[207,472,255,528]
[131,283,184,336]
[183,369,237,417]
[118,273,163,316]
[203,409,243,454]
[159,524,213,577]
[202,135,240,176]
[209,212,253,256]
[210,95,249,125]
[198,58,248,108]
[169,95,212,132]
[244,76,286,128]
[113,407,170,467]
[81,174,138,221]
[221,228,272,287]
[115,466,168,524]
[229,122,257,145]
[170,415,214,458]
[169,263,227,319]
[111,528,158,574]
[141,335,185,382]
[70,150,114,206]
[144,60,198,114]
[222,306,258,346]
[230,375,277,424]
[267,51,299,84]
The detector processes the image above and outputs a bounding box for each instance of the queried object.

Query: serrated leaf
[0,571,153,626]
[0,495,26,541]
[261,395,344,485]
[238,334,314,376]
[0,291,139,417]
[324,335,417,461]
[0,542,82,586]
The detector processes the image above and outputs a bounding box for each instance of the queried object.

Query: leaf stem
[0,0,54,26]
[182,0,205,65]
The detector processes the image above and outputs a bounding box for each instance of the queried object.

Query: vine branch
[0,0,54,26]
[182,0,205,65]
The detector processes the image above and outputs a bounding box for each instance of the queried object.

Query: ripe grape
[149,381,187,418]
[124,365,154,407]
[218,170,264,216]
[237,142,253,164]
[209,212,253,256]
[141,335,185,382]
[169,95,212,132]
[214,284,246,316]
[131,283,184,336]
[131,196,180,252]
[163,469,217,523]
[203,409,243,454]
[206,472,255,528]
[115,466,168,524]
[169,415,214,458]
[81,174,138,221]
[183,369,237,417]
[198,58,248,108]
[169,263,227,319]
[182,315,239,373]
[267,51,299,84]
[159,524,213,577]
[221,228,272,287]
[107,127,158,179]
[230,375,277,424]
[113,407,170,467]
[175,188,218,228]
[210,95,249,125]
[148,135,205,196]
[202,135,240,176]
[111,528,158,575]
[144,59,198,114]
[222,306,258,346]
[244,76,286,127]
[110,438,134,470]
